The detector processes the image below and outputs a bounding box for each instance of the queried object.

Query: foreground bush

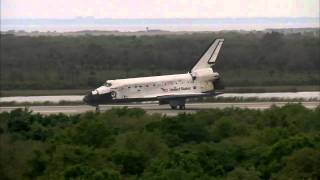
[0,104,319,179]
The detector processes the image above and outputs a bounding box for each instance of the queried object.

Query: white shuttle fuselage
[83,39,224,110]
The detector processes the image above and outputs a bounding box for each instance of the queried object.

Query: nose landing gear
[95,105,100,113]
[179,105,186,110]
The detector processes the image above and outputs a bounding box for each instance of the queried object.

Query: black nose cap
[83,93,93,105]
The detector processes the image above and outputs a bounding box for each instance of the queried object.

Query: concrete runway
[1,102,319,116]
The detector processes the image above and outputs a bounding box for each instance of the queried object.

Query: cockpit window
[104,82,112,87]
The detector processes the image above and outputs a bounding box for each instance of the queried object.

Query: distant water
[1,17,319,32]
[1,92,319,103]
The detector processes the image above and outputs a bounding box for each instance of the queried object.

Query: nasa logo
[111,91,117,99]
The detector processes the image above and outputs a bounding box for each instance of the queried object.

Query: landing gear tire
[95,105,100,113]
[170,105,177,110]
[179,105,186,110]
[169,99,186,110]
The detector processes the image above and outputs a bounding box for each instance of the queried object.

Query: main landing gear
[169,99,186,110]
[170,104,186,110]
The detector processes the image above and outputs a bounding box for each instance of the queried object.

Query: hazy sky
[1,0,319,19]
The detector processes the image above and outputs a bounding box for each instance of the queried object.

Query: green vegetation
[1,32,319,90]
[1,104,319,179]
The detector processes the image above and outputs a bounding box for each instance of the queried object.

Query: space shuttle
[83,39,224,110]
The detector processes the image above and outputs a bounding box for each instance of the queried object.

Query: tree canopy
[1,32,319,90]
[1,104,319,179]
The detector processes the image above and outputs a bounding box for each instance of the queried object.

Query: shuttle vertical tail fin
[191,39,224,72]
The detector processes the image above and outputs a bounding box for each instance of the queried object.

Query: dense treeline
[1,32,319,90]
[0,104,320,179]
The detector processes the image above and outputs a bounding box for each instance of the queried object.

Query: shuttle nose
[83,93,94,105]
